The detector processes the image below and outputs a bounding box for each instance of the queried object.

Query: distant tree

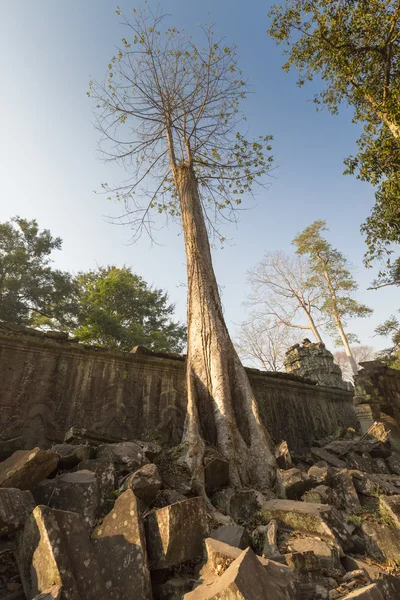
[236,320,301,372]
[0,217,76,328]
[268,0,400,279]
[89,7,276,487]
[293,220,373,377]
[334,345,376,382]
[72,266,186,353]
[247,250,328,343]
[375,311,400,369]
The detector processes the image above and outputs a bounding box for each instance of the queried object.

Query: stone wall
[0,325,357,453]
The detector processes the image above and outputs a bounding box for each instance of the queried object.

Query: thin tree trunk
[175,162,276,490]
[321,266,358,377]
[303,309,324,343]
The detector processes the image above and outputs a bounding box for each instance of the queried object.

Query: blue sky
[1,0,398,353]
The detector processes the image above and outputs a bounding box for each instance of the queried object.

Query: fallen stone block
[275,441,293,470]
[53,509,111,600]
[0,488,35,537]
[361,520,400,563]
[379,494,400,528]
[200,538,296,595]
[332,470,361,512]
[157,576,195,600]
[311,447,347,469]
[0,449,58,490]
[76,458,115,517]
[52,444,93,469]
[212,488,260,522]
[92,489,152,600]
[32,586,62,600]
[96,442,148,474]
[204,458,229,494]
[301,484,341,507]
[340,584,384,599]
[262,519,279,557]
[120,463,161,505]
[284,551,322,574]
[210,525,250,550]
[145,496,209,569]
[287,535,342,570]
[64,426,128,446]
[347,452,374,474]
[386,452,400,476]
[33,470,99,529]
[186,546,298,600]
[262,498,353,551]
[308,465,330,486]
[17,505,79,599]
[342,556,400,600]
[277,468,309,500]
[372,458,391,475]
[350,471,399,497]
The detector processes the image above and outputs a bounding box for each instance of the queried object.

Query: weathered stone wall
[0,325,357,453]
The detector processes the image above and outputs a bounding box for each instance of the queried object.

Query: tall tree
[268,0,400,277]
[293,220,373,376]
[72,266,186,353]
[236,320,301,371]
[375,311,400,368]
[89,8,276,488]
[247,250,328,343]
[0,217,76,328]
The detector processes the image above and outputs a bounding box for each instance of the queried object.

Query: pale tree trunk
[175,163,276,490]
[321,266,358,378]
[303,309,324,344]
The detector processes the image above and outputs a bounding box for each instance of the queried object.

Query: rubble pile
[1,425,400,600]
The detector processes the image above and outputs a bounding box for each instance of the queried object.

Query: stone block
[0,449,58,490]
[33,470,99,529]
[185,546,298,600]
[379,494,400,528]
[204,458,229,494]
[287,535,342,570]
[372,458,391,475]
[342,556,400,600]
[386,453,400,476]
[76,459,115,516]
[0,488,35,537]
[145,497,209,569]
[32,586,62,600]
[350,471,399,497]
[17,505,80,600]
[210,525,250,550]
[340,584,384,599]
[277,468,309,500]
[332,470,361,512]
[120,463,161,505]
[311,448,347,469]
[92,489,152,600]
[152,489,187,508]
[275,441,293,470]
[96,442,148,474]
[262,519,279,557]
[308,465,330,486]
[361,520,400,562]
[301,485,341,507]
[347,453,374,474]
[157,576,195,600]
[262,499,353,551]
[212,488,260,522]
[64,427,128,446]
[52,444,93,469]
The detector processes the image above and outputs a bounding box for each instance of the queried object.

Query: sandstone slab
[262,519,279,557]
[0,488,35,537]
[332,470,361,512]
[277,468,309,500]
[301,484,341,507]
[262,499,353,551]
[379,494,400,528]
[311,447,347,469]
[187,546,298,600]
[212,488,260,522]
[76,458,115,516]
[34,470,99,529]
[361,521,400,562]
[308,465,330,486]
[145,496,209,569]
[96,442,148,474]
[52,444,93,469]
[92,489,151,600]
[341,584,384,599]
[386,453,400,476]
[350,471,399,497]
[287,535,342,570]
[210,525,250,550]
[0,449,58,490]
[342,556,400,600]
[275,441,292,470]
[120,463,161,505]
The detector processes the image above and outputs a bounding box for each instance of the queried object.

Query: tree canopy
[268,0,400,276]
[0,217,76,328]
[72,266,186,353]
